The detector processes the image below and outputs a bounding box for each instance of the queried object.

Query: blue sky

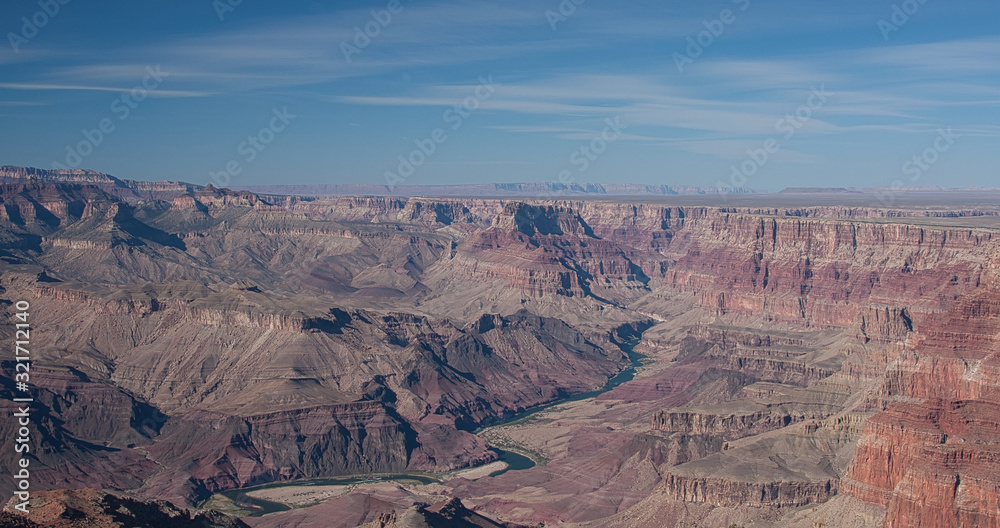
[1,0,998,190]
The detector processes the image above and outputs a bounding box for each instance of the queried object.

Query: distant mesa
[0,165,200,201]
[234,181,767,198]
[1,166,766,199]
[778,187,860,194]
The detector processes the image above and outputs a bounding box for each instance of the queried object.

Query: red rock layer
[845,401,1000,528]
[653,408,810,441]
[662,473,837,508]
[845,267,1000,526]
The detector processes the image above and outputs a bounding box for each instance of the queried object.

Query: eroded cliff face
[1,271,630,504]
[662,473,838,508]
[665,215,985,326]
[0,166,200,200]
[653,406,815,441]
[845,401,1000,528]
[3,180,1000,526]
[842,256,1000,527]
[144,403,422,500]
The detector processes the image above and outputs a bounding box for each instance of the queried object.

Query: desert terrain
[1,166,999,527]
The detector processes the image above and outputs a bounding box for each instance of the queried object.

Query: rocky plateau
[1,167,999,527]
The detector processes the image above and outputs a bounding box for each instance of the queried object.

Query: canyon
[1,167,999,527]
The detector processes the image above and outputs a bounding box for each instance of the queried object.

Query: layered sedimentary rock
[662,473,838,508]
[654,406,813,440]
[845,401,1000,528]
[1,273,629,503]
[856,305,913,344]
[3,171,1000,526]
[843,260,1000,527]
[0,166,200,201]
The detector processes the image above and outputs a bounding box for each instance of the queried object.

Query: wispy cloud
[0,82,211,97]
[3,3,576,99]
[1,0,997,187]
[335,73,837,138]
[864,37,1000,73]
[330,31,1000,142]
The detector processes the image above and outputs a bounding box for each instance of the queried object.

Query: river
[216,339,644,516]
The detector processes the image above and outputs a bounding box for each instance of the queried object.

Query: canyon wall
[3,179,1000,526]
